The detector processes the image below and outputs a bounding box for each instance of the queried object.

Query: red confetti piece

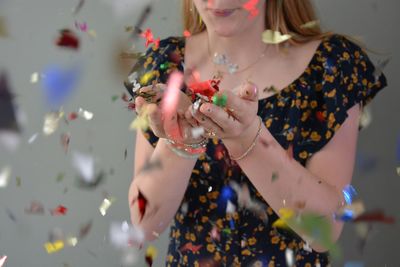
[179,242,203,253]
[136,190,148,222]
[183,30,191,37]
[188,80,219,102]
[316,111,325,122]
[55,29,79,50]
[51,205,68,216]
[140,28,160,49]
[353,210,396,224]
[242,0,260,18]
[68,112,78,121]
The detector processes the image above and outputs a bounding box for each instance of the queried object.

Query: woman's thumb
[239,81,259,101]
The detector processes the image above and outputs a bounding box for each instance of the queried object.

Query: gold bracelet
[229,117,263,161]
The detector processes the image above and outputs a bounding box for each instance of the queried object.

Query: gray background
[0,0,399,266]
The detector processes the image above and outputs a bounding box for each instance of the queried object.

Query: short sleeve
[124,36,185,148]
[293,34,388,166]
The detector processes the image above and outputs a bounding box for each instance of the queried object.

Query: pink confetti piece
[0,255,8,267]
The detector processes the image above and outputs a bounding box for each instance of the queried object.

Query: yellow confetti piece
[145,245,158,258]
[272,208,295,229]
[99,197,115,216]
[0,166,11,188]
[30,72,40,83]
[262,30,292,44]
[396,166,400,176]
[88,29,97,38]
[140,71,154,85]
[300,20,320,29]
[44,240,64,254]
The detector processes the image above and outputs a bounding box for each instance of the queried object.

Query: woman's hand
[184,81,260,141]
[135,83,203,144]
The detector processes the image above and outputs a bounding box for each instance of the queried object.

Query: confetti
[42,64,81,108]
[183,30,191,37]
[43,111,63,135]
[78,220,93,239]
[44,240,64,254]
[145,245,158,267]
[0,255,8,267]
[0,16,8,37]
[212,93,227,108]
[61,133,71,153]
[344,261,364,267]
[140,28,160,49]
[72,151,95,184]
[129,4,152,39]
[109,221,145,248]
[285,248,295,267]
[191,127,205,139]
[55,29,80,50]
[373,57,391,82]
[262,30,292,44]
[0,166,11,188]
[78,108,94,120]
[342,184,357,205]
[353,209,395,224]
[271,171,279,182]
[242,0,260,18]
[0,71,20,132]
[99,197,114,216]
[359,105,372,129]
[6,208,16,222]
[179,242,202,253]
[300,20,320,29]
[25,200,45,215]
[50,205,68,216]
[334,200,365,222]
[28,133,39,144]
[137,190,148,221]
[30,72,40,83]
[396,166,400,176]
[72,0,85,15]
[74,21,88,32]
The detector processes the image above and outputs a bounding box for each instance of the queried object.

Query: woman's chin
[212,26,240,38]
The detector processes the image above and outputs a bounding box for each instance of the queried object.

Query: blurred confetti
[78,220,93,239]
[342,184,357,205]
[285,248,294,267]
[0,166,11,188]
[145,245,158,267]
[24,200,45,215]
[0,16,8,37]
[43,111,64,135]
[50,205,68,216]
[72,0,85,15]
[262,30,292,44]
[44,240,65,254]
[300,20,320,30]
[42,64,82,108]
[109,221,145,248]
[242,0,260,18]
[140,28,160,49]
[0,255,8,267]
[55,29,80,50]
[0,71,20,132]
[99,197,114,216]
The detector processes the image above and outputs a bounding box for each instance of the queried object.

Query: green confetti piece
[111,95,119,102]
[271,171,279,182]
[56,173,65,183]
[16,176,21,187]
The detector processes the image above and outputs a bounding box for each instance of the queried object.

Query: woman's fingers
[198,101,239,131]
[146,103,165,137]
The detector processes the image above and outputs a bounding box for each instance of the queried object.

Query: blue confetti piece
[396,134,400,162]
[344,261,364,267]
[42,64,82,108]
[229,218,235,229]
[342,185,357,205]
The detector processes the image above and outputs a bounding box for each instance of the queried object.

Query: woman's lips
[210,8,237,17]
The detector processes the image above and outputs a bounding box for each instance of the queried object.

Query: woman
[127,0,388,266]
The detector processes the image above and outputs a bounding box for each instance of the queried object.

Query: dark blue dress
[127,33,388,266]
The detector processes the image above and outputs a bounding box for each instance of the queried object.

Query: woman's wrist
[162,137,207,159]
[223,116,263,161]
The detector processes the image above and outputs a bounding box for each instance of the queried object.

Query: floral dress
[126,33,388,266]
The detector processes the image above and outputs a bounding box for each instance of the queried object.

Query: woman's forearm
[129,138,198,241]
[223,120,344,251]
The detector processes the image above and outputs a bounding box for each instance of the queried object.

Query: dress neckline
[177,34,335,103]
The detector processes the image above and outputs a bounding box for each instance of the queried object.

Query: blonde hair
[182,0,335,46]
